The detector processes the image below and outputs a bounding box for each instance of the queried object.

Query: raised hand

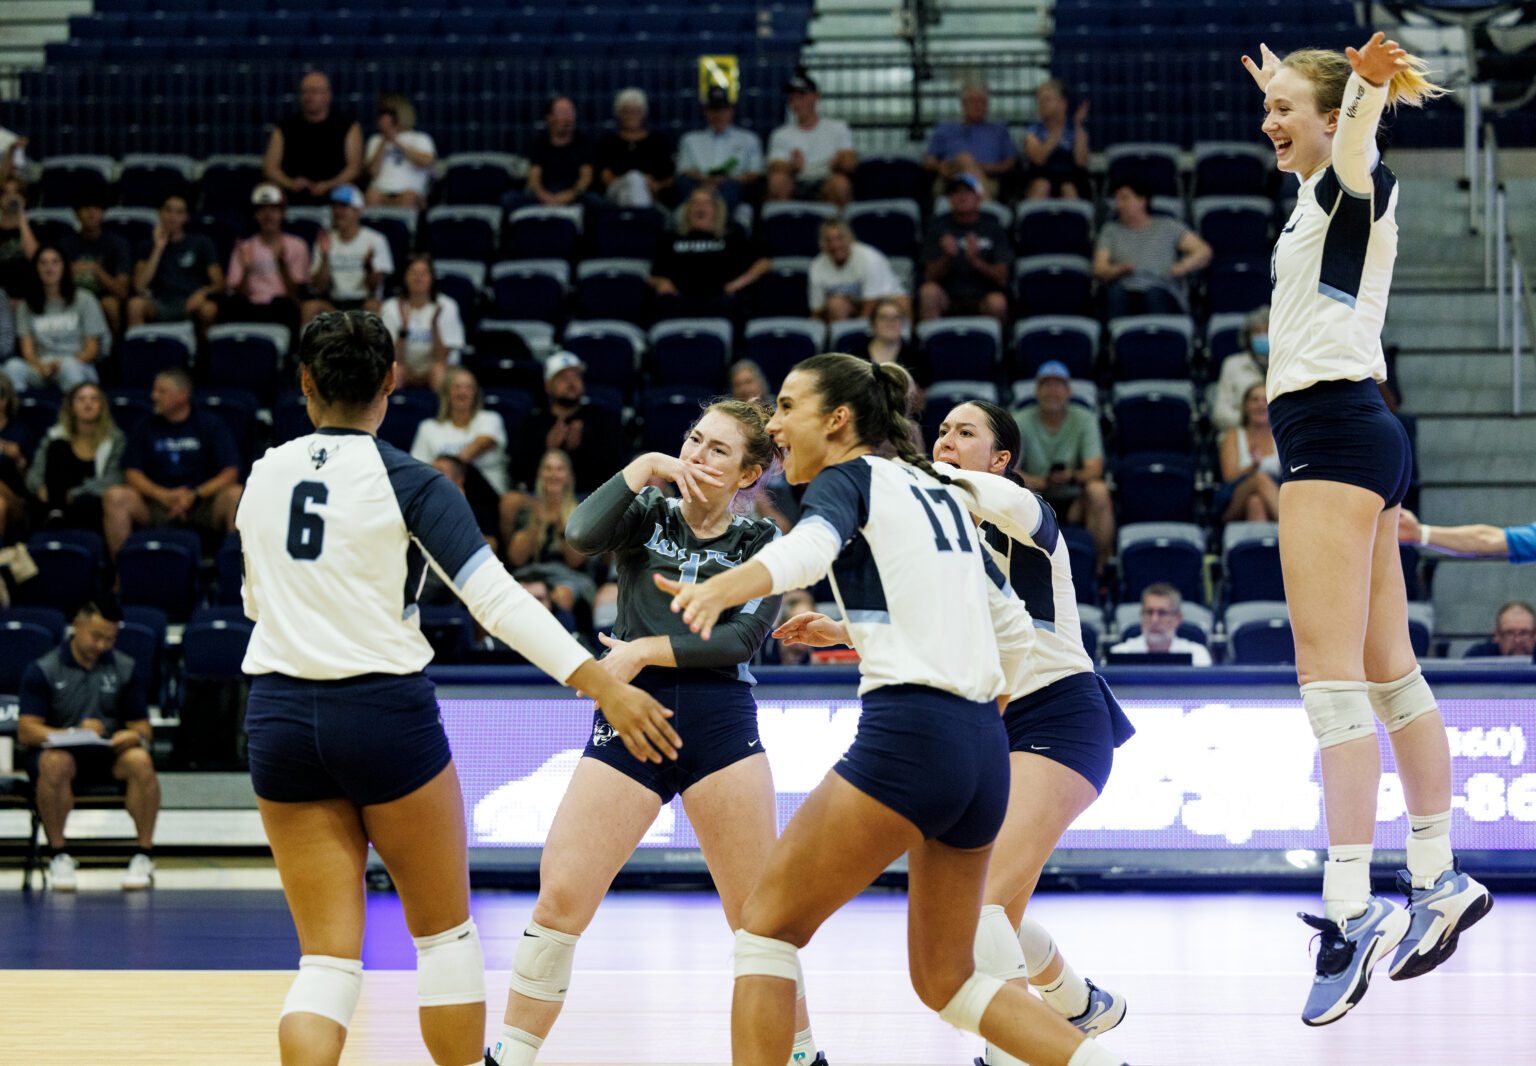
[1346,31,1409,89]
[771,611,848,648]
[644,452,725,503]
[1240,42,1282,92]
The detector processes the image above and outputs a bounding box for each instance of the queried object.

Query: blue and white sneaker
[1298,897,1410,1026]
[1388,862,1493,981]
[1066,979,1128,1037]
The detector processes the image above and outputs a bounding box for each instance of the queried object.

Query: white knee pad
[1369,666,1438,733]
[973,904,1029,981]
[937,972,1005,1035]
[509,920,579,1002]
[413,917,486,1008]
[733,930,801,982]
[793,953,807,999]
[1301,681,1375,749]
[281,955,364,1028]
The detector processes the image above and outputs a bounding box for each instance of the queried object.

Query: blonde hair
[60,381,117,451]
[535,448,579,526]
[1281,47,1448,113]
[675,186,727,238]
[377,93,416,130]
[435,366,482,423]
[614,87,648,118]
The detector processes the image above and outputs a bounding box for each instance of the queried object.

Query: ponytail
[794,352,953,484]
[1283,45,1448,114]
[1385,55,1448,110]
[870,361,951,484]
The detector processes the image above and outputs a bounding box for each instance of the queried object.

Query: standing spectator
[1014,360,1114,573]
[849,296,931,392]
[1216,383,1281,523]
[59,194,132,337]
[595,88,675,208]
[0,176,39,298]
[5,245,107,393]
[381,253,465,391]
[676,86,764,211]
[1108,583,1213,665]
[0,124,27,186]
[730,359,773,404]
[919,174,1012,326]
[1022,79,1091,201]
[220,184,309,339]
[18,600,160,892]
[1211,305,1271,431]
[1093,176,1212,319]
[27,381,125,532]
[363,93,436,208]
[809,218,907,322]
[765,72,857,207]
[262,71,363,206]
[0,374,33,541]
[648,186,770,321]
[127,193,223,333]
[923,85,1017,199]
[519,351,624,493]
[409,365,512,522]
[510,95,596,212]
[102,368,242,558]
[301,184,393,326]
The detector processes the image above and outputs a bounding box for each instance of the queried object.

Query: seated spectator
[730,359,773,404]
[5,244,107,393]
[220,184,309,339]
[767,587,818,666]
[924,85,1017,199]
[595,88,675,208]
[850,296,931,393]
[1022,79,1091,200]
[419,455,498,592]
[27,381,124,532]
[263,71,363,206]
[508,95,596,213]
[519,351,624,493]
[1109,583,1212,665]
[1465,602,1536,658]
[0,176,39,298]
[59,193,132,337]
[127,193,222,333]
[1211,305,1271,431]
[649,187,770,321]
[506,447,596,615]
[766,72,856,207]
[363,93,436,208]
[1217,383,1281,523]
[1014,361,1113,572]
[919,174,1012,326]
[381,253,465,391]
[18,599,160,891]
[0,291,13,363]
[809,218,908,323]
[409,367,512,541]
[301,185,393,326]
[1094,177,1212,320]
[0,374,33,541]
[676,86,764,211]
[0,124,26,186]
[103,368,242,559]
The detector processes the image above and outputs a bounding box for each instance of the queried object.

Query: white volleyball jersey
[753,455,1034,702]
[1267,73,1396,402]
[934,463,1095,697]
[238,427,590,683]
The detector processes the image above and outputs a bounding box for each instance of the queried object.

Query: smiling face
[767,369,841,485]
[820,223,852,265]
[447,370,477,419]
[404,258,433,300]
[1263,66,1336,177]
[680,409,762,505]
[933,403,1011,476]
[1242,384,1269,428]
[538,451,572,497]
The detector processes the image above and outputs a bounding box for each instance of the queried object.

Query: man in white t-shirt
[1109,583,1212,666]
[363,94,437,207]
[766,72,857,207]
[302,185,395,325]
[808,218,907,321]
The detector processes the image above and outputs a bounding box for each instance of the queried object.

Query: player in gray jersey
[491,399,827,1066]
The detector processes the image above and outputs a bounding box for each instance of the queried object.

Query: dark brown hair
[793,353,943,482]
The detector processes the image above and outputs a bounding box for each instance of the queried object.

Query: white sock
[1406,809,1453,889]
[1038,959,1090,1020]
[1323,843,1374,924]
[789,1024,817,1065]
[489,1024,542,1066]
[1015,914,1059,979]
[1066,1037,1124,1066]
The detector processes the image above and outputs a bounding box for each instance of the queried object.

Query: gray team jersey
[565,474,783,682]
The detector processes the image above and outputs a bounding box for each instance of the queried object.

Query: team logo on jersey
[307,440,339,469]
[592,719,618,747]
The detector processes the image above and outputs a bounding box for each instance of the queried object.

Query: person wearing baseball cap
[516,351,624,493]
[918,172,1013,328]
[218,183,310,338]
[676,84,764,210]
[301,184,395,325]
[1015,358,1115,573]
[766,68,857,206]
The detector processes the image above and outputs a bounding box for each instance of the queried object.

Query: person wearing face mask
[1211,305,1271,431]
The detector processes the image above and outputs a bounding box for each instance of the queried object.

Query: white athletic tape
[1369,666,1438,733]
[1301,680,1375,749]
[937,972,1005,1034]
[281,955,363,1027]
[508,920,579,1002]
[413,917,486,1007]
[733,930,801,982]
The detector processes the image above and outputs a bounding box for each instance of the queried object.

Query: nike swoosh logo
[1290,463,1310,473]
[1030,744,1051,751]
[748,739,760,748]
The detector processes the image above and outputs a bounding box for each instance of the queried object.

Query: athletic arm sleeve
[1331,72,1386,196]
[1504,523,1536,564]
[934,463,1046,545]
[563,474,655,555]
[670,524,784,668]
[386,447,592,683]
[753,464,865,593]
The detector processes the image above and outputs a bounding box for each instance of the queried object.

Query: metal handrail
[1481,122,1533,416]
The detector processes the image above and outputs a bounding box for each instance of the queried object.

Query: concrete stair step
[1419,486,1536,525]
[1396,352,1535,414]
[1413,414,1536,481]
[1430,557,1536,638]
[1385,291,1501,350]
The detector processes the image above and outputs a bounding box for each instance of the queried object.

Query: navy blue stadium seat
[426,206,501,263]
[505,205,583,261]
[638,385,714,454]
[197,389,259,474]
[117,325,194,389]
[1223,521,1283,604]
[1206,256,1271,314]
[1014,200,1095,258]
[378,390,436,453]
[272,392,312,447]
[648,319,732,388]
[15,392,61,443]
[750,259,811,318]
[115,607,166,706]
[1013,256,1094,320]
[563,320,646,396]
[1195,197,1273,257]
[1109,315,1194,381]
[198,156,263,215]
[852,157,927,202]
[362,208,417,280]
[38,156,114,209]
[441,154,517,206]
[760,203,836,257]
[1206,313,1248,365]
[0,606,67,642]
[118,155,195,208]
[434,260,486,329]
[828,319,872,355]
[182,609,254,679]
[0,621,57,695]
[480,388,534,440]
[1011,316,1098,381]
[418,604,473,664]
[118,529,201,623]
[1112,382,1194,456]
[491,260,569,324]
[846,199,921,259]
[1193,142,1272,197]
[16,533,102,617]
[205,324,289,407]
[1118,522,1206,607]
[214,532,243,607]
[103,207,157,251]
[1225,602,1295,665]
[108,390,154,435]
[467,355,543,396]
[1105,144,1181,198]
[1062,525,1099,606]
[744,318,823,391]
[576,259,650,325]
[917,318,1002,384]
[588,206,667,260]
[1115,453,1196,524]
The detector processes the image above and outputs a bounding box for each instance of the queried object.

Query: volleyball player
[1240,35,1490,1025]
[777,399,1133,1066]
[237,311,679,1066]
[489,399,826,1066]
[662,355,1130,1066]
